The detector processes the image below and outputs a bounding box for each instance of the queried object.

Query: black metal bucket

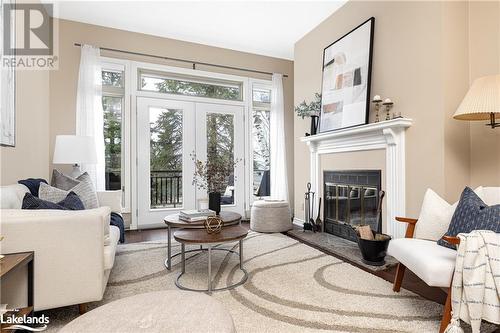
[356,232,391,266]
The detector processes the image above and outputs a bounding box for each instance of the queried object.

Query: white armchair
[387,187,500,333]
[0,184,121,312]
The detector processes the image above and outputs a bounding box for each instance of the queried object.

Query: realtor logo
[1,3,57,69]
[3,3,53,55]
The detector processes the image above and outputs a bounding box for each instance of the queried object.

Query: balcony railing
[150,170,182,208]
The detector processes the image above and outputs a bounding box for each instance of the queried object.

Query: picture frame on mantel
[319,17,375,133]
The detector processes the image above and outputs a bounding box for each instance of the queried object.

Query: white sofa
[0,184,121,312]
[387,186,500,332]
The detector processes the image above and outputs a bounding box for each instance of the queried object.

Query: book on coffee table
[179,209,215,222]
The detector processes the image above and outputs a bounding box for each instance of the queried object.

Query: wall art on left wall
[0,0,16,147]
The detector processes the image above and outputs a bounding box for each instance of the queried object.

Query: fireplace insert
[323,170,381,242]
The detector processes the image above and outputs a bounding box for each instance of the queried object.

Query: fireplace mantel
[299,118,413,238]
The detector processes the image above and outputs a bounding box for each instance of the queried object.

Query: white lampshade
[453,75,500,122]
[53,135,97,165]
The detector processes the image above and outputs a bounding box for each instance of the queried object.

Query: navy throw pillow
[437,187,500,249]
[22,191,85,210]
[18,178,48,197]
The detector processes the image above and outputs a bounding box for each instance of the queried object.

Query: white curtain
[75,45,105,190]
[270,73,289,202]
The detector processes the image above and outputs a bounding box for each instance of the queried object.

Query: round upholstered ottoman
[59,291,235,333]
[250,200,292,233]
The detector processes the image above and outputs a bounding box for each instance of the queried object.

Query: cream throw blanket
[445,230,500,333]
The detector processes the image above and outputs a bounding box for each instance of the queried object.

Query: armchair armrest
[441,235,460,245]
[395,216,418,238]
[395,217,418,224]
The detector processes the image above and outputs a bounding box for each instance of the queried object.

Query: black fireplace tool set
[303,182,322,232]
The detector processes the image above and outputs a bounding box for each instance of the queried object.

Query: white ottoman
[251,200,292,233]
[59,291,235,333]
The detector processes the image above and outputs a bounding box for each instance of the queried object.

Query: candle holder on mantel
[382,99,394,121]
[372,95,383,122]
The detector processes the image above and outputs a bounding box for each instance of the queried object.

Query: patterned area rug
[43,232,445,332]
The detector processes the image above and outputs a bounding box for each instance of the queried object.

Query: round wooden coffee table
[174,225,248,294]
[163,211,242,270]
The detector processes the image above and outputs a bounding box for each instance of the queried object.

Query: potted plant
[191,152,241,215]
[295,93,321,136]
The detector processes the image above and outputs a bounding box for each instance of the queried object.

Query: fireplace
[323,170,382,242]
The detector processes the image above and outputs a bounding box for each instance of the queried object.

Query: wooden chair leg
[439,288,452,333]
[78,303,88,315]
[393,263,406,292]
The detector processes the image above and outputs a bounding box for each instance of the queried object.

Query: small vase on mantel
[310,115,319,135]
[208,192,221,215]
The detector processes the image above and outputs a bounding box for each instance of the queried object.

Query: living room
[0,1,499,332]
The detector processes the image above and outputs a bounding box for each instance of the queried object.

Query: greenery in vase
[191,152,241,194]
[294,93,322,119]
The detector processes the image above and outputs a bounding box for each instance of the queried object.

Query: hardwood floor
[124,223,447,305]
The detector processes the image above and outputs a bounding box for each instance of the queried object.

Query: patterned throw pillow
[22,192,85,210]
[17,178,48,196]
[51,169,80,190]
[39,175,99,209]
[437,187,500,249]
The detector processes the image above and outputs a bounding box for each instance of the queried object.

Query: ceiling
[49,1,347,60]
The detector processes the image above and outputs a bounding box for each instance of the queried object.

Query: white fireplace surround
[299,118,413,239]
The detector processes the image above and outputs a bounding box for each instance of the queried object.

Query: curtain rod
[73,43,288,78]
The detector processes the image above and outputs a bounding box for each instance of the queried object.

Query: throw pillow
[51,169,80,190]
[437,187,500,249]
[39,179,99,209]
[17,178,48,196]
[22,192,85,210]
[413,189,458,241]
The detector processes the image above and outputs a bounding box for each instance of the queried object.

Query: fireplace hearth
[323,170,382,242]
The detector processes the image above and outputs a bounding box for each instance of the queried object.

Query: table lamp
[453,74,500,129]
[53,135,97,178]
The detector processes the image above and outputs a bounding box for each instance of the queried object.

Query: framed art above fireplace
[319,17,374,133]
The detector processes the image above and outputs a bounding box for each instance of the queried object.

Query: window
[139,69,243,101]
[102,68,125,191]
[252,86,271,197]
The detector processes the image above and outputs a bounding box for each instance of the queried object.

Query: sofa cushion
[388,238,456,287]
[0,184,29,209]
[414,189,458,241]
[39,181,98,210]
[22,192,85,210]
[478,186,500,206]
[104,225,120,270]
[18,178,48,196]
[51,169,80,190]
[96,190,122,214]
[437,187,500,249]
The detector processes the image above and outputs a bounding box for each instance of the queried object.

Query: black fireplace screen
[323,170,381,241]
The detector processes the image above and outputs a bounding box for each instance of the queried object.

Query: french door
[136,97,245,228]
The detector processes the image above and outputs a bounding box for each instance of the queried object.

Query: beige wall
[0,69,50,185]
[48,19,294,210]
[294,1,488,221]
[468,1,500,187]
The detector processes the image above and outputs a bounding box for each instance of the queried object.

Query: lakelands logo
[1,307,49,331]
[2,3,58,69]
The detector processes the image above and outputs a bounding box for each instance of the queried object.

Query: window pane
[253,109,270,196]
[207,113,235,205]
[149,108,183,209]
[102,70,123,87]
[103,96,122,191]
[253,88,271,103]
[140,73,242,101]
